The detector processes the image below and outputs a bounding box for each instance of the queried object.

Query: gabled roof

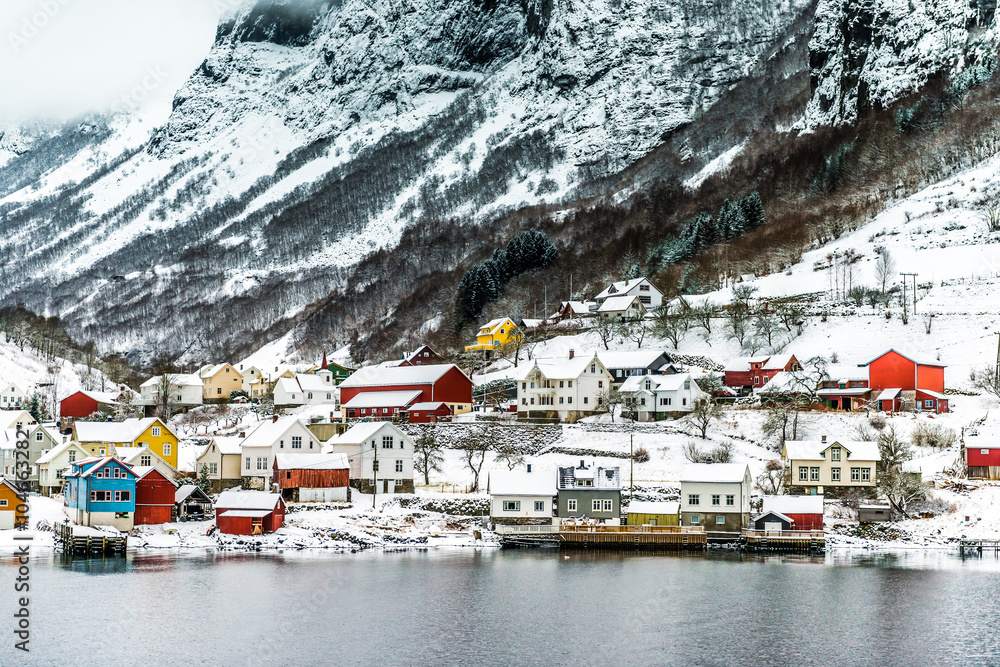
[762,354,795,371]
[36,441,88,465]
[295,373,336,392]
[199,363,238,379]
[596,277,660,300]
[342,390,422,409]
[408,401,449,411]
[74,418,175,444]
[219,509,272,518]
[478,318,516,334]
[176,484,212,504]
[597,295,644,313]
[339,364,468,389]
[754,510,794,524]
[128,465,177,483]
[597,350,670,370]
[202,436,243,456]
[116,446,180,476]
[782,439,880,462]
[69,456,138,479]
[876,388,901,401]
[216,490,282,511]
[240,417,314,449]
[723,356,770,373]
[332,421,405,446]
[488,470,555,496]
[530,354,604,381]
[680,463,750,483]
[762,495,824,515]
[0,410,35,430]
[273,453,349,470]
[620,372,696,393]
[68,390,120,405]
[861,349,946,368]
[140,373,203,388]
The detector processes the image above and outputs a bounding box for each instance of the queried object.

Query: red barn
[760,495,824,531]
[272,453,350,501]
[407,401,452,423]
[60,390,121,419]
[862,349,948,413]
[131,467,177,525]
[966,440,1000,480]
[339,364,474,417]
[215,490,285,535]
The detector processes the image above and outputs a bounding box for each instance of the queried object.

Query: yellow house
[72,417,179,469]
[465,318,521,353]
[199,363,244,401]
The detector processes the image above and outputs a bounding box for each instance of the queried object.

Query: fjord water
[4,549,1000,666]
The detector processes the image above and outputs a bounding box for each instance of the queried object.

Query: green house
[325,362,355,386]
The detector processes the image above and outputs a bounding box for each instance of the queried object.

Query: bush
[632,446,651,463]
[868,413,887,431]
[911,423,956,449]
[683,440,734,463]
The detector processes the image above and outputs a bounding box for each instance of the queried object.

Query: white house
[274,370,338,407]
[327,422,414,494]
[0,410,37,432]
[595,277,663,309]
[139,373,204,408]
[488,467,556,525]
[36,440,90,495]
[596,295,647,320]
[619,372,707,421]
[1,423,60,491]
[679,463,752,535]
[516,352,614,421]
[237,364,264,393]
[0,380,28,409]
[240,416,323,487]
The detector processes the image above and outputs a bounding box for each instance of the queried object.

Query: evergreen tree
[28,392,43,424]
[198,464,212,494]
[718,198,748,239]
[739,192,766,229]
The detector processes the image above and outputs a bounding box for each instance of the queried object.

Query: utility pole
[994,331,1000,388]
[372,441,378,510]
[629,433,634,494]
[900,272,918,314]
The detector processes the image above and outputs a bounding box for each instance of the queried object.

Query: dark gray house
[597,351,678,385]
[556,461,621,523]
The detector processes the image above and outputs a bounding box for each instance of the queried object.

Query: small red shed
[761,495,824,531]
[407,401,452,423]
[966,440,1000,480]
[215,490,285,535]
[60,390,121,419]
[272,453,350,501]
[131,467,177,525]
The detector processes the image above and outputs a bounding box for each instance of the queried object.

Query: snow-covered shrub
[911,423,956,450]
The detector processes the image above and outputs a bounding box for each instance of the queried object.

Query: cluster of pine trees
[454,230,557,327]
[647,192,765,272]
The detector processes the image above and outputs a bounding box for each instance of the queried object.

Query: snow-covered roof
[408,401,448,411]
[68,456,137,479]
[626,501,679,515]
[761,495,824,515]
[757,372,799,394]
[72,390,120,404]
[754,510,794,523]
[597,295,642,313]
[597,350,668,370]
[783,439,880,462]
[74,418,174,444]
[478,318,514,334]
[240,417,311,449]
[295,373,336,392]
[140,373,203,388]
[333,421,402,446]
[341,390,422,409]
[762,354,795,371]
[219,509,272,518]
[275,377,300,394]
[877,388,901,401]
[273,453,349,470]
[620,372,694,393]
[596,277,660,300]
[680,463,750,483]
[199,363,236,379]
[561,300,595,314]
[36,441,86,464]
[965,436,1000,450]
[489,469,555,496]
[208,436,243,456]
[0,410,34,430]
[723,356,769,372]
[128,465,160,480]
[215,490,282,511]
[816,387,871,397]
[338,364,466,389]
[176,484,211,504]
[919,389,948,400]
[530,354,602,380]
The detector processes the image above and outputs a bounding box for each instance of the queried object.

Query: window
[598,381,603,389]
[91,490,111,502]
[530,398,535,405]
[683,380,690,390]
[851,467,860,482]
[924,400,934,408]
[308,392,313,399]
[246,457,251,470]
[810,467,820,481]
[660,397,671,406]
[140,455,151,466]
[688,494,700,506]
[603,500,613,512]
[716,516,725,525]
[503,501,521,512]
[861,468,871,482]
[534,501,544,512]
[151,426,161,437]
[831,447,841,461]
[711,495,720,506]
[522,398,527,405]
[383,436,394,449]
[754,377,760,385]
[726,495,734,506]
[576,479,593,487]
[114,490,131,502]
[583,397,588,405]
[798,467,808,482]
[590,364,596,374]
[560,381,565,388]
[691,514,700,524]
[326,393,331,400]
[256,457,267,470]
[0,500,6,507]
[567,397,572,404]
[640,284,649,291]
[292,436,303,449]
[218,388,223,395]
[68,451,76,463]
[163,443,171,457]
[568,499,577,511]
[522,382,527,390]
[568,381,573,388]
[831,467,841,482]
[983,449,991,455]
[395,460,403,472]
[35,432,42,441]
[208,462,218,475]
[592,499,602,512]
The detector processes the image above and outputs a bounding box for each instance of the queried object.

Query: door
[0,512,13,529]
[383,479,389,493]
[764,522,783,534]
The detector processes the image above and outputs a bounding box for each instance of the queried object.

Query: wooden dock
[495,524,707,551]
[959,539,1000,557]
[53,522,127,556]
[741,529,825,553]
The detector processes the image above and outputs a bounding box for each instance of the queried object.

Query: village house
[175,485,213,520]
[59,389,126,420]
[598,350,679,384]
[619,372,706,421]
[0,380,27,410]
[488,466,556,525]
[517,352,614,422]
[754,496,825,532]
[327,422,415,494]
[964,438,1000,480]
[323,360,356,383]
[339,364,474,417]
[248,366,296,399]
[863,349,948,413]
[341,390,422,420]
[240,416,323,488]
[596,295,647,321]
[724,354,801,395]
[274,370,338,408]
[556,461,621,524]
[130,466,177,525]
[0,410,37,432]
[625,500,680,527]
[73,417,179,469]
[198,363,244,402]
[236,363,264,393]
[595,277,663,309]
[63,456,138,530]
[272,452,350,502]
[395,345,444,367]
[815,364,871,411]
[0,478,26,529]
[406,401,452,423]
[36,441,89,495]
[195,435,243,493]
[2,423,60,491]
[114,444,180,481]
[464,317,521,355]
[554,300,597,321]
[215,490,285,535]
[138,373,204,411]
[782,436,880,495]
[680,463,752,536]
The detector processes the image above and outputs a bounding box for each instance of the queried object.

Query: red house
[272,453,350,502]
[215,490,285,535]
[400,345,445,366]
[407,401,452,423]
[759,495,824,531]
[131,467,177,525]
[339,364,473,419]
[724,354,800,394]
[966,439,1000,480]
[862,349,948,413]
[60,389,122,419]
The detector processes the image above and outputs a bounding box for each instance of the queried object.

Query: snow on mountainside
[0,0,996,364]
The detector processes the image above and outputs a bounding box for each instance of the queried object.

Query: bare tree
[732,284,758,308]
[156,373,178,419]
[753,306,780,346]
[970,365,1000,399]
[980,198,1000,233]
[877,425,923,518]
[685,397,722,439]
[463,442,488,492]
[622,315,649,348]
[874,247,896,295]
[414,433,444,484]
[726,304,751,345]
[592,316,618,350]
[496,449,525,471]
[692,298,715,334]
[756,459,784,495]
[652,303,688,349]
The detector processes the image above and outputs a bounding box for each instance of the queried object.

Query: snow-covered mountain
[0,0,995,364]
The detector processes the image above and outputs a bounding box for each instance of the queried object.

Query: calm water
[3,547,1000,666]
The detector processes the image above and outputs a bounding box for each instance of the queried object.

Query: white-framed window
[257,457,267,470]
[688,494,699,506]
[0,499,6,507]
[395,460,403,472]
[140,455,151,466]
[245,457,251,470]
[35,432,42,441]
[851,467,860,482]
[163,443,171,457]
[725,495,734,506]
[534,501,544,512]
[831,447,841,461]
[691,514,700,524]
[924,400,934,409]
[114,490,131,502]
[292,436,302,449]
[831,467,841,482]
[716,515,725,525]
[983,449,991,455]
[209,462,218,475]
[308,393,313,399]
[151,426,161,437]
[711,495,720,506]
[503,501,520,512]
[602,499,612,512]
[68,451,76,462]
[592,499,602,512]
[568,499,577,511]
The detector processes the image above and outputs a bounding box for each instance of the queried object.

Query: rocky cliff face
[0,0,994,362]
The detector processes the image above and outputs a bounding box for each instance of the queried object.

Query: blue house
[63,456,138,530]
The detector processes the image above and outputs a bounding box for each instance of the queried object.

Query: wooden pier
[741,529,825,553]
[959,539,1000,557]
[495,524,707,551]
[53,522,127,556]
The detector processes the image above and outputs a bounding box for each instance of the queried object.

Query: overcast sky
[0,0,223,122]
